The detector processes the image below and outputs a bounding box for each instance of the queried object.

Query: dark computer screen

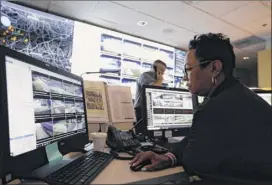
[144,86,194,130]
[2,47,87,157]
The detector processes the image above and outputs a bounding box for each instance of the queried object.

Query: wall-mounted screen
[1,2,186,98]
[0,1,74,72]
[174,49,186,77]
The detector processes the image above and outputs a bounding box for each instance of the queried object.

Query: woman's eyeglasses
[183,61,213,77]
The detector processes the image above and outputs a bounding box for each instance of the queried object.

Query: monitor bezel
[0,45,89,159]
[141,85,195,139]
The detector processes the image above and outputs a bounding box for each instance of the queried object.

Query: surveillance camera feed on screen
[145,88,193,130]
[5,56,86,157]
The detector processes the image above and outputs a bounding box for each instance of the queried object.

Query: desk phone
[106,125,141,151]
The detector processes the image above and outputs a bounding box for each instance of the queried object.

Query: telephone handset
[106,125,141,151]
[153,65,157,72]
[153,65,158,80]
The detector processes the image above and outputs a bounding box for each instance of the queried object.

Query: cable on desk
[129,118,143,131]
[110,150,135,160]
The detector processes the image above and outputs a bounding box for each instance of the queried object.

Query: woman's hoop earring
[212,77,217,86]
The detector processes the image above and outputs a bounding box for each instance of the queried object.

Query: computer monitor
[253,89,272,106]
[0,46,88,158]
[142,85,195,139]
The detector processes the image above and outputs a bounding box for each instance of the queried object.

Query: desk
[9,152,185,184]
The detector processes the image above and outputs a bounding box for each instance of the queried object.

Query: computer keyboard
[46,151,114,185]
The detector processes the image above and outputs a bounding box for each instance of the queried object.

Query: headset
[153,64,157,72]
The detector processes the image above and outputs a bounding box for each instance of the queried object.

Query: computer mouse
[130,159,152,172]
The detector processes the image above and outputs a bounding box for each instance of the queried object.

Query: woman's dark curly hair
[188,33,236,77]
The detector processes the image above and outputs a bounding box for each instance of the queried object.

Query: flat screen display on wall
[0,1,74,71]
[1,2,186,98]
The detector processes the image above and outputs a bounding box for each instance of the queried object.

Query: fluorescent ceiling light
[243,56,250,60]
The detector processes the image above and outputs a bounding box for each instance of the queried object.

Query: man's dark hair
[188,33,235,77]
[153,59,167,67]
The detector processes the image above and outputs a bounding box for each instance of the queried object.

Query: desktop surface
[9,151,184,185]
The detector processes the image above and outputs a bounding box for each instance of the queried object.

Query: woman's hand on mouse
[129,151,171,171]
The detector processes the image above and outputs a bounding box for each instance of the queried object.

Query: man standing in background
[134,59,167,134]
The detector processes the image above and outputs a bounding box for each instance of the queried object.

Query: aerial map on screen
[0,2,74,71]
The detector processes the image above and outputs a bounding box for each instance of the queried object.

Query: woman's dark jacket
[171,77,272,183]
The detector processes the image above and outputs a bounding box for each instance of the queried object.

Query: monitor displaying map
[0,1,74,72]
[1,2,185,99]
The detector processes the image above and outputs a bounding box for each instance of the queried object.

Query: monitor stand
[46,142,63,163]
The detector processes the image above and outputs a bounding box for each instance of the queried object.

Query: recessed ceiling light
[243,56,250,60]
[137,21,148,27]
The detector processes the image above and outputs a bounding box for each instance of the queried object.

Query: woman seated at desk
[130,33,272,185]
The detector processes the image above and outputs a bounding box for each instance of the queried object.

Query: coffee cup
[90,132,107,152]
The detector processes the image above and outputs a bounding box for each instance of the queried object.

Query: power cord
[110,150,136,160]
[129,118,143,131]
[146,138,157,148]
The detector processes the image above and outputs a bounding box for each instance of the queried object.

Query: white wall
[71,22,102,81]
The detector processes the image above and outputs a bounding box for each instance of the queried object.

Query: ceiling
[12,0,272,71]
